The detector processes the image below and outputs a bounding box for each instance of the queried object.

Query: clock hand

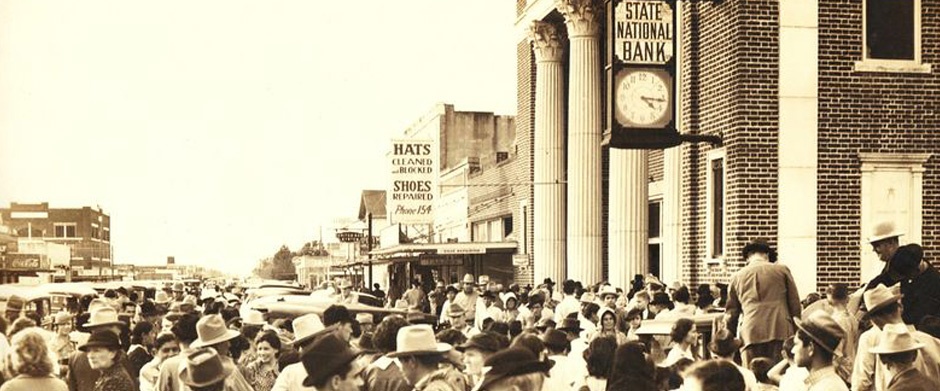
[640,96,666,104]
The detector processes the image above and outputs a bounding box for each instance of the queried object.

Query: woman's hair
[608,341,657,391]
[435,328,467,347]
[154,332,179,350]
[8,317,37,338]
[673,286,691,305]
[373,315,410,353]
[696,284,716,309]
[685,359,745,391]
[670,318,694,343]
[254,330,282,352]
[6,327,54,377]
[748,357,774,383]
[510,332,545,359]
[486,372,544,391]
[584,336,617,378]
[131,321,154,345]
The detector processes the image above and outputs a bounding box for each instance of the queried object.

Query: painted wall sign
[614,0,674,65]
[389,139,437,224]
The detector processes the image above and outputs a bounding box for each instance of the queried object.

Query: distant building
[0,202,112,280]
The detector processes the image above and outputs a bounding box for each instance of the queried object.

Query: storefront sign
[419,257,464,266]
[614,0,674,64]
[389,139,437,224]
[437,247,486,255]
[5,254,44,269]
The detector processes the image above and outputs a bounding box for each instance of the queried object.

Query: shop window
[502,216,513,238]
[649,200,662,277]
[706,150,726,261]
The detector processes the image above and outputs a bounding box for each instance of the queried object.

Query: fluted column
[530,22,567,286]
[609,150,649,289]
[557,0,602,284]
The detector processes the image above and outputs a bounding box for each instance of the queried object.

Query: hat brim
[386,343,452,358]
[179,361,234,388]
[863,293,903,320]
[477,360,553,390]
[868,232,904,244]
[870,342,925,354]
[793,317,837,354]
[190,329,241,349]
[557,326,583,333]
[83,320,126,329]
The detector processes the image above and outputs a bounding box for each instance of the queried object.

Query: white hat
[154,291,172,305]
[83,307,126,328]
[462,274,475,284]
[598,285,619,299]
[871,323,925,354]
[868,221,905,244]
[387,324,452,358]
[242,310,266,326]
[291,313,327,346]
[190,315,241,349]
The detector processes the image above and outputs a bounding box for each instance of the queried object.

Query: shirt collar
[804,365,838,387]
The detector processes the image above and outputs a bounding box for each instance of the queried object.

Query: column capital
[529,21,565,63]
[555,0,602,38]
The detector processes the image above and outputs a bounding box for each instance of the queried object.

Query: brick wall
[681,0,780,290]
[817,0,940,291]
[509,36,536,287]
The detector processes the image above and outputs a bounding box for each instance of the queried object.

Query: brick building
[0,202,112,272]
[516,0,939,295]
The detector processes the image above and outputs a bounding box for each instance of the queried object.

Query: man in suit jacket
[725,239,802,365]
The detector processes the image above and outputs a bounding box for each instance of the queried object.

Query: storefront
[370,241,517,302]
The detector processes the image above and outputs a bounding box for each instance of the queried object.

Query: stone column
[608,150,649,289]
[557,0,602,284]
[529,21,567,286]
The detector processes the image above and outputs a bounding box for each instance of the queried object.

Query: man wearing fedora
[865,221,907,290]
[708,329,758,391]
[299,333,364,391]
[726,238,802,365]
[155,314,252,391]
[890,243,940,325]
[271,314,334,391]
[179,348,232,391]
[456,332,501,387]
[388,324,467,391]
[870,323,940,390]
[792,311,848,391]
[67,306,134,391]
[444,303,478,339]
[474,347,554,391]
[851,283,940,391]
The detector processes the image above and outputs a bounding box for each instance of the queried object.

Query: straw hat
[53,312,73,326]
[868,221,904,244]
[794,311,845,354]
[179,348,233,388]
[290,314,328,346]
[355,313,374,326]
[870,323,925,354]
[387,324,452,358]
[190,314,241,349]
[154,291,172,305]
[83,307,126,329]
[477,275,490,286]
[87,299,111,314]
[864,283,903,316]
[462,273,475,284]
[579,292,596,304]
[445,303,465,318]
[598,285,619,299]
[242,310,266,326]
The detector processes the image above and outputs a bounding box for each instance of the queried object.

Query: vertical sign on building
[389,139,436,224]
[605,0,679,149]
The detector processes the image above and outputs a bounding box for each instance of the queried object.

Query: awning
[369,241,517,261]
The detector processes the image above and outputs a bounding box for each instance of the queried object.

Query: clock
[614,68,673,128]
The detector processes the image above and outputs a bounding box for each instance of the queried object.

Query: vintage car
[42,282,99,313]
[0,284,53,324]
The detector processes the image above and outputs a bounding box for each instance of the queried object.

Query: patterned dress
[241,359,279,391]
[93,364,135,391]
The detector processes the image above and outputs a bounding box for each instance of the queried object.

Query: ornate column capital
[555,0,602,38]
[529,21,565,63]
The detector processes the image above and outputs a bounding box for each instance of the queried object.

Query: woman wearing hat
[80,330,135,391]
[592,307,628,345]
[0,327,68,391]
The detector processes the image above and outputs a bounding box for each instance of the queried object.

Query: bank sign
[614,0,674,65]
[389,139,437,224]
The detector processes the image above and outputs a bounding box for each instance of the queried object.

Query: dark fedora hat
[457,332,501,353]
[556,318,582,333]
[302,333,358,387]
[477,348,553,390]
[79,330,122,351]
[708,329,743,357]
[179,347,233,388]
[541,329,570,351]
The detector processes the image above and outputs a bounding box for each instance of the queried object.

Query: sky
[0,0,519,275]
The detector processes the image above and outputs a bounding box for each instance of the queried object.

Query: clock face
[614,68,673,128]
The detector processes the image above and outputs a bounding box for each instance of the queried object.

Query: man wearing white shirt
[272,314,333,391]
[554,280,581,322]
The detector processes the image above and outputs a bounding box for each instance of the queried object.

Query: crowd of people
[0,222,938,391]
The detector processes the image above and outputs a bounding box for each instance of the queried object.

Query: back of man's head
[685,359,745,391]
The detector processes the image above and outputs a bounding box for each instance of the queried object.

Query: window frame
[705,149,726,264]
[855,0,931,73]
[54,223,78,239]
